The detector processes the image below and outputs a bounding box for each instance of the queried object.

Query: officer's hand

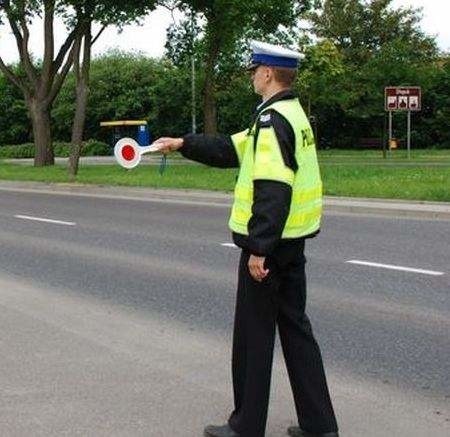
[248,255,269,282]
[154,137,184,154]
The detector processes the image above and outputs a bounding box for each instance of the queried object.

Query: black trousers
[228,243,338,437]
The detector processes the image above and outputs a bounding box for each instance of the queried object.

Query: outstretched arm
[155,134,239,168]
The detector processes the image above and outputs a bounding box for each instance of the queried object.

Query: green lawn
[320,165,449,201]
[318,148,450,162]
[1,160,449,202]
[0,162,238,190]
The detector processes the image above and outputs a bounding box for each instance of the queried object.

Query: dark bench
[358,138,383,149]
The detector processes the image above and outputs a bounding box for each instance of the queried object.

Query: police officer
[155,40,339,437]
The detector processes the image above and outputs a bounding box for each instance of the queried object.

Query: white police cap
[248,40,303,70]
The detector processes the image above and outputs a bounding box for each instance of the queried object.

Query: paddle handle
[139,143,162,155]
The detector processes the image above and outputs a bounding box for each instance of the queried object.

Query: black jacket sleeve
[180,133,239,168]
[244,109,297,256]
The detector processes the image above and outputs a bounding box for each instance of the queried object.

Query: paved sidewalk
[0,180,449,220]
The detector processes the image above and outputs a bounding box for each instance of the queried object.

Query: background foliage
[1,0,449,151]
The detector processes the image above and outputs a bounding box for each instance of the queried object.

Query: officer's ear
[264,66,272,82]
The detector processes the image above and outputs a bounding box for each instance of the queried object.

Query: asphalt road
[0,188,449,436]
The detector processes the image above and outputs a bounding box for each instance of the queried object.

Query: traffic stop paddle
[114,137,163,170]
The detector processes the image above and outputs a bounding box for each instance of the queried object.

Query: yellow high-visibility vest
[228,98,322,239]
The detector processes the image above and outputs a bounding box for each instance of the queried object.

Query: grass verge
[1,161,449,202]
[318,149,450,160]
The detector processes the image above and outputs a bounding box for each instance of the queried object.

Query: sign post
[385,86,421,159]
[388,111,393,154]
[407,110,411,160]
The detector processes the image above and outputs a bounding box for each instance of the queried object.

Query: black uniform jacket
[181,89,315,259]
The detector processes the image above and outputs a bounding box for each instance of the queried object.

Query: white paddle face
[114,138,141,169]
[114,138,163,169]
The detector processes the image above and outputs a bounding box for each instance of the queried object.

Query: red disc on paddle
[122,145,135,161]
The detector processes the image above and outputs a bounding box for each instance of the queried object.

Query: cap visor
[246,63,260,71]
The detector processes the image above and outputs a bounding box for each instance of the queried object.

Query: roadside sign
[385,87,421,112]
[385,86,421,160]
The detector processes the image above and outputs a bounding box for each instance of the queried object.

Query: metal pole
[407,111,411,160]
[191,55,196,134]
[388,111,393,155]
[190,11,196,134]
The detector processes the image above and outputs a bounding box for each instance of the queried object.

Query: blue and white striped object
[249,40,303,69]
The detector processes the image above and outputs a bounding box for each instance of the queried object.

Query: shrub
[0,140,109,159]
[82,139,110,156]
[0,143,35,158]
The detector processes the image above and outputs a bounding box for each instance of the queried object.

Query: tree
[310,0,437,65]
[68,18,92,177]
[67,0,157,178]
[0,1,89,166]
[297,39,344,115]
[296,39,346,148]
[302,0,439,148]
[53,52,193,142]
[164,0,312,134]
[415,56,450,148]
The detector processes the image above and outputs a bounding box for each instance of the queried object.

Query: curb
[324,197,450,220]
[0,180,449,221]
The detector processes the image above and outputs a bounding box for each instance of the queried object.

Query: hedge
[0,139,110,159]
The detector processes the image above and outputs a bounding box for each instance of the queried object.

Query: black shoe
[204,423,239,437]
[287,426,339,437]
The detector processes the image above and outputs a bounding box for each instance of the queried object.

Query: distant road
[0,188,448,436]
[3,156,194,166]
[4,155,450,167]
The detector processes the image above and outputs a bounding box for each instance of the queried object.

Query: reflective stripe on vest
[229,98,323,239]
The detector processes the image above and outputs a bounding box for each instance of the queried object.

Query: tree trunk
[29,99,54,167]
[203,69,217,134]
[68,79,88,178]
[68,25,92,179]
[203,38,220,135]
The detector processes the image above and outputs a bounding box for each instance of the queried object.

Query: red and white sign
[114,137,161,169]
[385,87,421,111]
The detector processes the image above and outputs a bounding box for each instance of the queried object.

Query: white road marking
[347,260,445,276]
[221,243,238,248]
[14,215,76,226]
